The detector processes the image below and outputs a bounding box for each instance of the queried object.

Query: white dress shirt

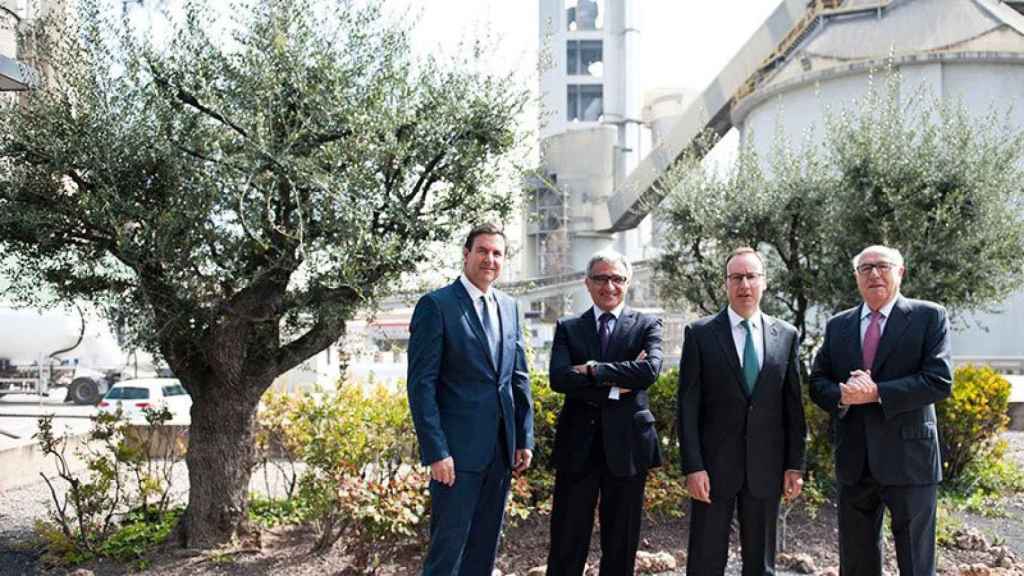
[460,274,501,338]
[859,295,898,343]
[727,306,764,371]
[593,303,626,399]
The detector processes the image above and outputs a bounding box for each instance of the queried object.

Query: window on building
[566,0,602,31]
[567,84,602,122]
[566,40,602,77]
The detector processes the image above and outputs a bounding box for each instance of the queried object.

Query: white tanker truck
[0,306,128,405]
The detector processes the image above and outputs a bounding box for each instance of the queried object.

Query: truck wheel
[69,378,101,405]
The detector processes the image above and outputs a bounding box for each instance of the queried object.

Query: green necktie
[741,319,759,395]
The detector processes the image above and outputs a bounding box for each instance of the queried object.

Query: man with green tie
[677,247,807,576]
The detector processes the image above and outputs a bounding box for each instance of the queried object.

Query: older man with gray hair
[545,249,664,576]
[810,244,952,576]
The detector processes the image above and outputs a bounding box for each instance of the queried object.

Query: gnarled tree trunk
[178,380,266,548]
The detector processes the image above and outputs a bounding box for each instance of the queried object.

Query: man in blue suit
[407,223,535,576]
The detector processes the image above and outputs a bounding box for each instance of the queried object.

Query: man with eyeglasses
[545,249,664,575]
[810,245,951,576]
[678,247,807,576]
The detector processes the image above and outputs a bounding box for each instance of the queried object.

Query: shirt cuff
[608,386,621,400]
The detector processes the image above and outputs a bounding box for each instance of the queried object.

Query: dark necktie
[741,319,759,395]
[862,310,882,370]
[598,312,614,359]
[480,295,500,364]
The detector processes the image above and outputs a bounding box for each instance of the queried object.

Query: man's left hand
[783,470,804,501]
[840,370,879,404]
[513,449,533,474]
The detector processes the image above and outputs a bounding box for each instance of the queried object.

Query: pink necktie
[862,311,882,370]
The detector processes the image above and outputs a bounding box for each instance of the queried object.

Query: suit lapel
[872,296,911,374]
[606,307,636,360]
[453,280,498,373]
[578,308,601,362]
[712,310,746,395]
[495,291,514,378]
[844,307,864,371]
[752,315,783,398]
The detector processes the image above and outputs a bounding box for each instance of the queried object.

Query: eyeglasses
[856,262,895,275]
[726,273,764,285]
[589,274,628,286]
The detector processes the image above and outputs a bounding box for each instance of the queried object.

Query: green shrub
[248,494,307,528]
[803,390,835,489]
[643,467,688,519]
[98,506,183,562]
[647,367,679,471]
[937,364,1012,483]
[34,408,184,567]
[528,372,563,473]
[284,383,427,573]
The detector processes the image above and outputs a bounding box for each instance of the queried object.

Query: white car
[97,378,192,425]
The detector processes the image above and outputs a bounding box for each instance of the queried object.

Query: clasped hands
[570,350,648,396]
[685,469,804,504]
[840,369,880,405]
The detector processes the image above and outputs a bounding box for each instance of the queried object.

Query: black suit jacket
[677,309,806,500]
[809,296,952,486]
[549,307,664,477]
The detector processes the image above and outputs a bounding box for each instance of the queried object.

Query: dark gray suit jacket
[677,309,806,500]
[549,307,664,477]
[809,296,952,486]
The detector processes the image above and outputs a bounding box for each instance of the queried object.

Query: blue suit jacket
[407,279,534,472]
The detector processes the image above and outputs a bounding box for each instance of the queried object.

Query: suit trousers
[686,482,780,576]
[546,424,648,576]
[423,426,511,576]
[838,474,937,576]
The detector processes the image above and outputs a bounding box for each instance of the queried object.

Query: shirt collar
[861,294,899,320]
[728,306,763,330]
[460,274,493,302]
[592,302,626,324]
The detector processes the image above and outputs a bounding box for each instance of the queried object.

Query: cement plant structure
[522,0,1024,368]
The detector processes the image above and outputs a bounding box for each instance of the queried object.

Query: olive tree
[0,0,528,547]
[656,76,1024,344]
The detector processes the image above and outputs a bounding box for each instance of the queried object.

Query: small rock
[493,570,503,576]
[779,552,817,574]
[635,550,677,574]
[955,528,990,551]
[68,570,95,576]
[526,567,546,576]
[958,563,992,576]
[817,567,839,576]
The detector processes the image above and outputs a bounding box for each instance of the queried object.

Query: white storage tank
[729,0,1024,359]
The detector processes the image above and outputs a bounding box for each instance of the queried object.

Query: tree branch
[150,65,250,140]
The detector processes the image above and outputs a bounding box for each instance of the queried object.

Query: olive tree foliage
[0,0,528,547]
[656,74,1024,345]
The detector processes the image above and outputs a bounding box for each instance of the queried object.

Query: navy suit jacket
[407,279,534,472]
[549,307,664,477]
[677,309,806,500]
[809,296,952,486]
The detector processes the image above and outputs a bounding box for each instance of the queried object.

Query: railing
[734,0,892,102]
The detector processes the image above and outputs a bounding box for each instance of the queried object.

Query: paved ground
[0,391,95,452]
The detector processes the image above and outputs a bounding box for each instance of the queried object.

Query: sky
[400,0,780,118]
[121,0,785,276]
